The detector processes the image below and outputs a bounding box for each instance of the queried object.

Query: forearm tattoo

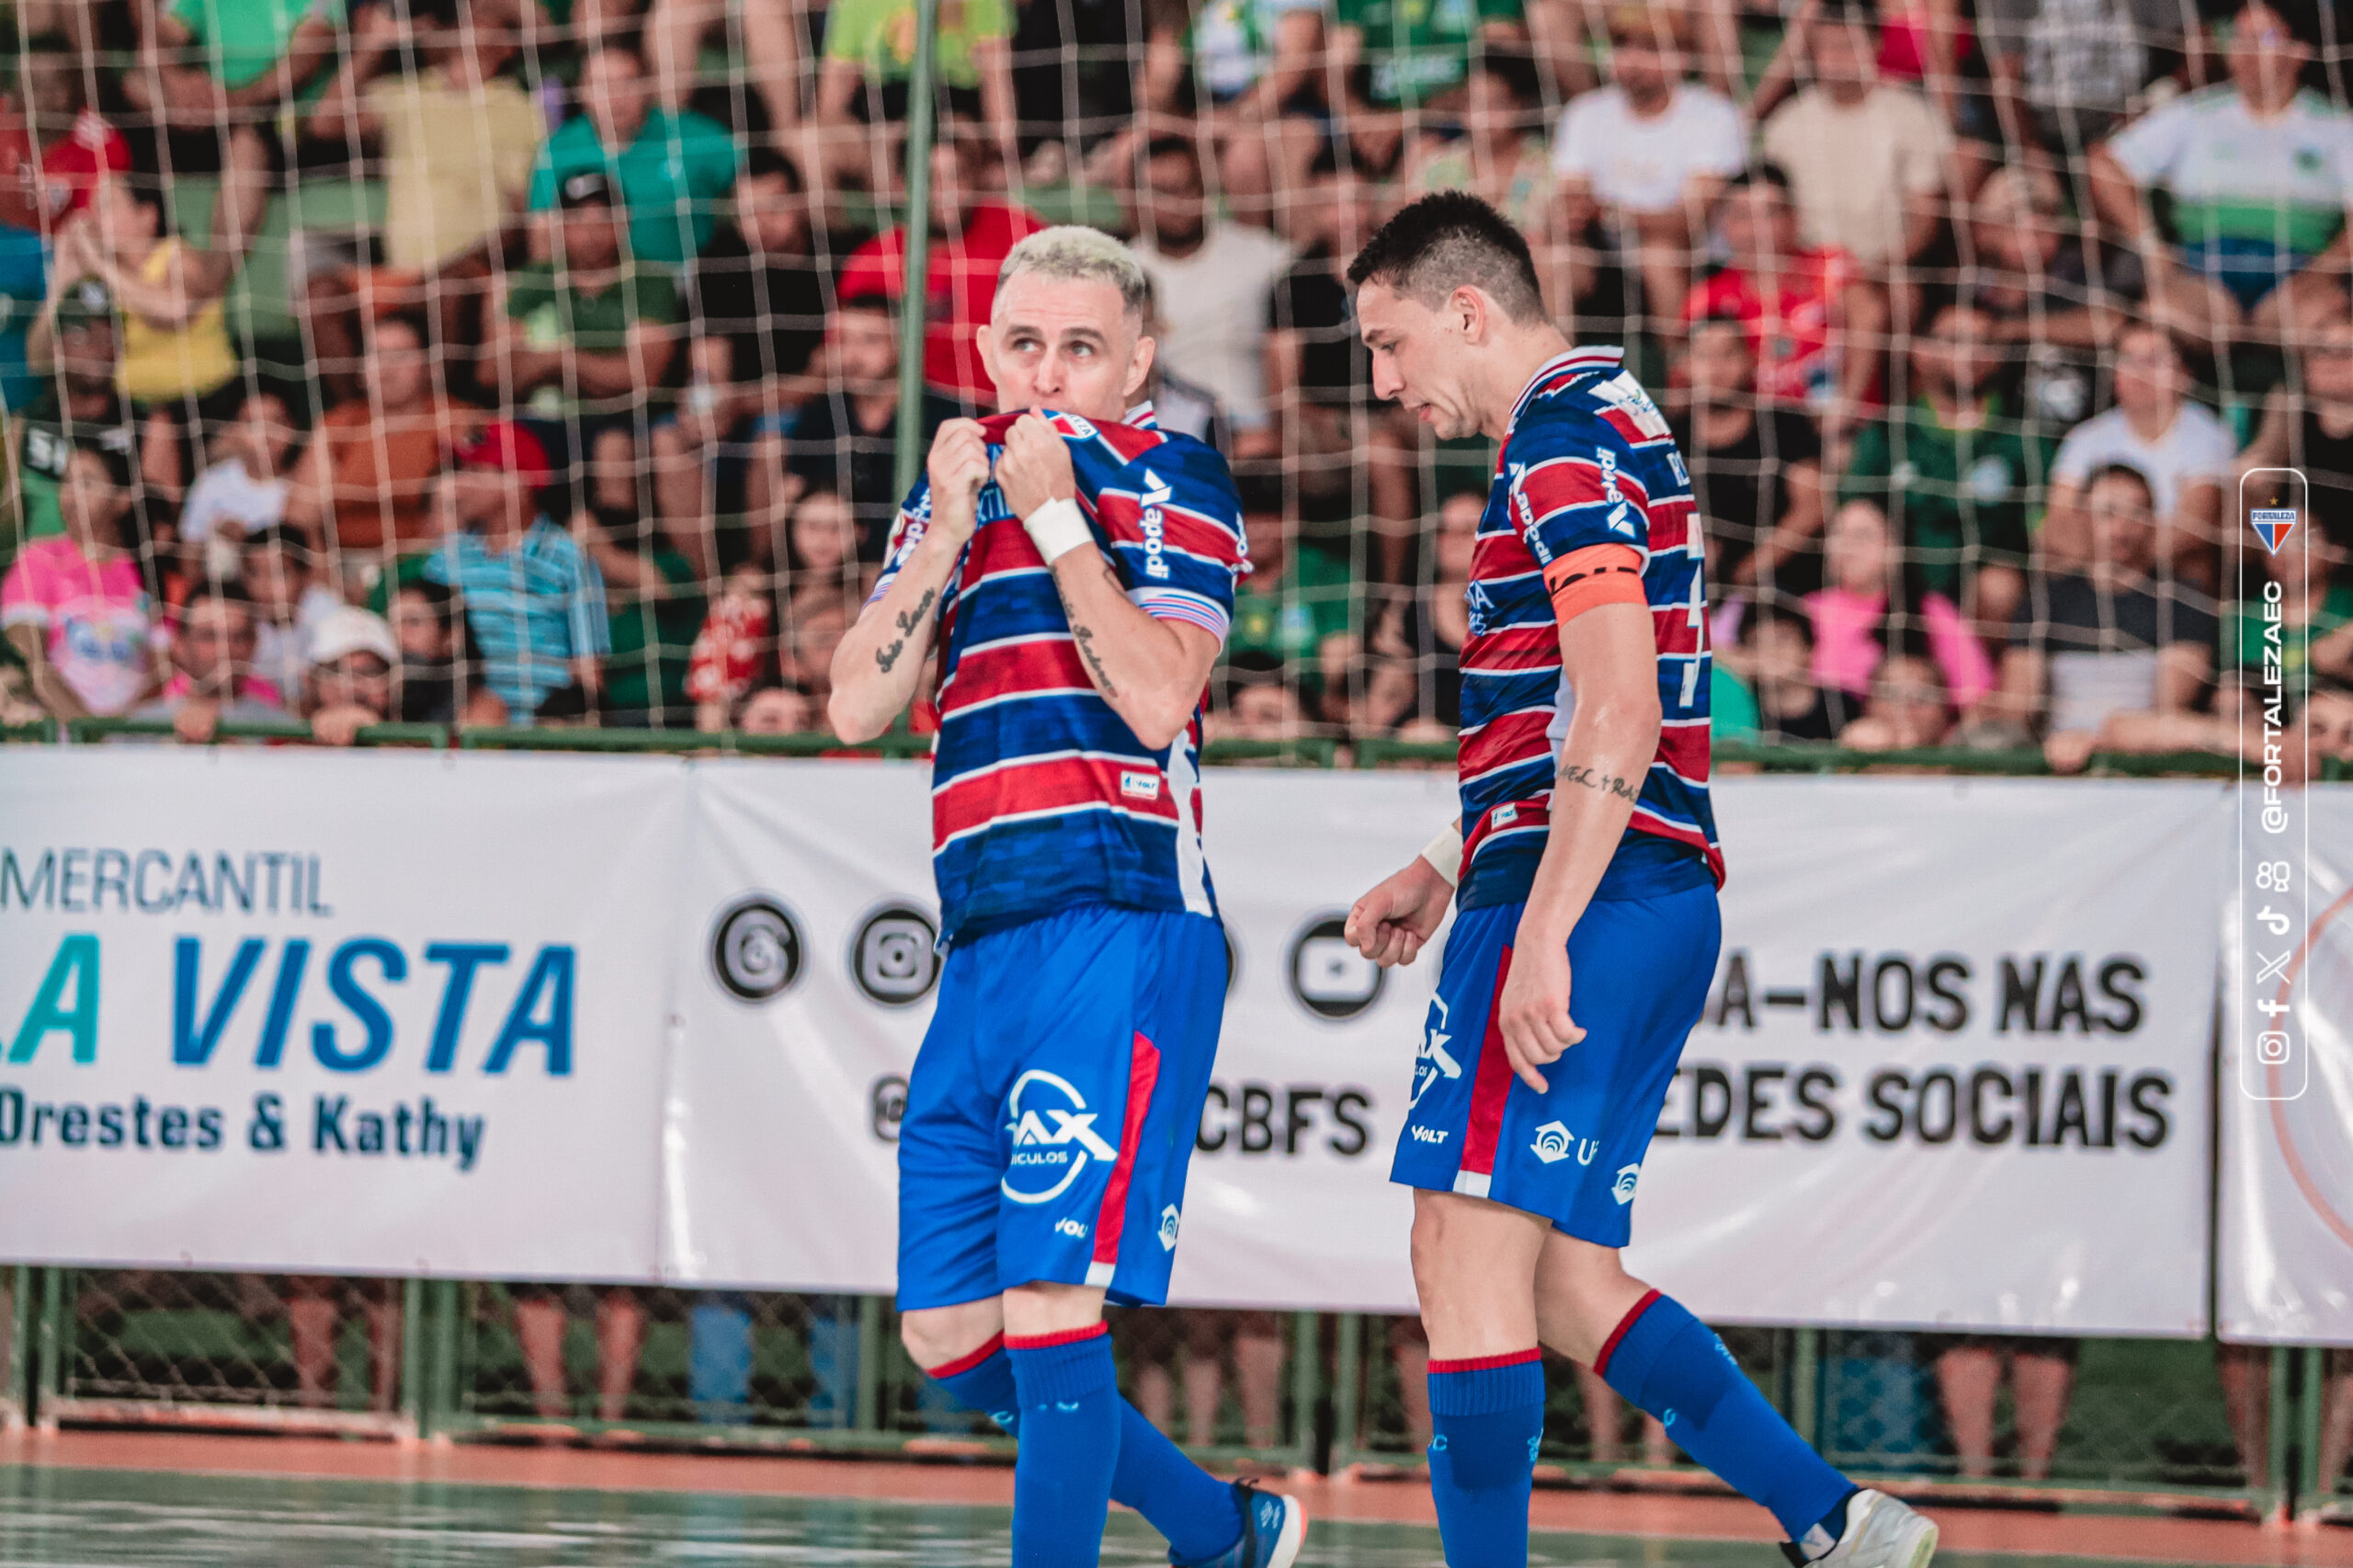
[874,588,936,674]
[1054,567,1121,699]
[1561,762,1642,804]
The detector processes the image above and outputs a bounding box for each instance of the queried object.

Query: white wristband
[1418,824,1462,888]
[1022,496,1094,565]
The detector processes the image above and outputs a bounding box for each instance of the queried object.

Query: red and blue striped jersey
[873,407,1249,942]
[1455,347,1726,910]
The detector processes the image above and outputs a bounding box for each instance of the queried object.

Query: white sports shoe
[1784,1489,1938,1568]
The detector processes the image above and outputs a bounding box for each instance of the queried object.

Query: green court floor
[0,1465,2222,1567]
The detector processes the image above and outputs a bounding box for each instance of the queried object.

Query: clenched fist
[995,413,1076,521]
[926,419,993,544]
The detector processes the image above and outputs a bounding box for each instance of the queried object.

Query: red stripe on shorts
[1457,945,1519,1188]
[1088,1031,1163,1278]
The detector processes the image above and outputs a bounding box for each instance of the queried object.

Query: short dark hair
[2086,461,2156,504]
[183,580,256,615]
[742,145,804,192]
[1346,191,1546,325]
[1142,135,1204,180]
[396,575,460,632]
[1724,164,1794,197]
[240,523,310,560]
[1816,0,1881,32]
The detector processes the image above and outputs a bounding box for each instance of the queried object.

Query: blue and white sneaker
[1176,1481,1306,1568]
[1783,1488,1938,1568]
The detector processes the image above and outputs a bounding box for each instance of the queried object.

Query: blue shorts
[1391,884,1720,1246]
[896,903,1228,1312]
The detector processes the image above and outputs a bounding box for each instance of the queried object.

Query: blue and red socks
[1007,1325,1122,1565]
[1426,1348,1546,1568]
[1596,1290,1855,1549]
[926,1329,1245,1565]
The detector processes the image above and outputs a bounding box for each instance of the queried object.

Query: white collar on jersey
[1507,345,1625,430]
[1122,401,1159,428]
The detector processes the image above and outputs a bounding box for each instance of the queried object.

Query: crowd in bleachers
[0,0,2348,769]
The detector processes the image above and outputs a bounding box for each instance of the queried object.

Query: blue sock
[1427,1349,1545,1568]
[924,1335,1243,1562]
[1597,1291,1854,1545]
[1006,1326,1122,1567]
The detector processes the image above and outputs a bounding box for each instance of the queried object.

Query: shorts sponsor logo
[1412,995,1462,1108]
[1613,1164,1641,1204]
[710,895,803,1003]
[1157,1204,1181,1251]
[1287,914,1385,1021]
[1053,1217,1088,1238]
[1120,769,1161,801]
[1408,1125,1449,1144]
[870,1074,908,1142]
[1530,1120,1573,1163]
[849,903,940,1006]
[1002,1070,1119,1205]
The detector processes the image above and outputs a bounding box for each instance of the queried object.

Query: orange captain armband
[1542,543,1647,621]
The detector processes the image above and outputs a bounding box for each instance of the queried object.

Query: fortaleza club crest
[2250,507,2298,554]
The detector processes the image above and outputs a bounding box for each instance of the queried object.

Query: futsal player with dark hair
[1340,191,1939,1568]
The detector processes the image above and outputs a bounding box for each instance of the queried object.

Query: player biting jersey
[1341,194,1939,1568]
[827,226,1305,1568]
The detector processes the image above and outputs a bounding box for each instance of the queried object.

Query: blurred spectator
[1735,610,1843,741]
[1684,168,1886,429]
[529,46,743,269]
[2043,321,2230,584]
[739,683,817,733]
[1127,135,1294,457]
[1226,471,1355,701]
[1264,154,1415,559]
[43,155,265,418]
[240,523,342,697]
[286,1275,399,1409]
[0,40,130,231]
[1837,649,1955,749]
[688,566,774,731]
[1935,1336,2076,1480]
[1676,314,1825,595]
[1118,0,1327,217]
[572,505,707,728]
[301,1,540,393]
[494,170,680,518]
[388,577,507,727]
[642,0,805,148]
[1410,52,1553,238]
[1327,0,1527,172]
[1840,301,2044,629]
[14,278,163,551]
[2,446,164,720]
[2000,463,2216,771]
[285,312,484,567]
[424,420,610,725]
[516,1285,642,1423]
[786,595,850,707]
[1217,664,1308,737]
[1757,0,1952,273]
[302,604,400,746]
[749,303,960,565]
[816,0,1018,184]
[681,148,828,405]
[1962,164,2143,434]
[837,119,1043,409]
[180,389,298,585]
[133,582,290,743]
[2089,0,2353,347]
[1979,0,2196,163]
[1126,1311,1287,1449]
[1809,498,1996,717]
[1363,488,1478,731]
[124,0,343,140]
[2238,315,2353,551]
[1552,7,1744,334]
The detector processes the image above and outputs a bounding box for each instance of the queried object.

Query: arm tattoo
[1561,762,1643,804]
[1053,568,1121,699]
[874,588,936,673]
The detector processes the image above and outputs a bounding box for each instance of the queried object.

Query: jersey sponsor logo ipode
[871,408,1249,941]
[1454,347,1725,906]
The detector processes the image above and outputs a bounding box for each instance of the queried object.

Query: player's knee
[898,1306,978,1371]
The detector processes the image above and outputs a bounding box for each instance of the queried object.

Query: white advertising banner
[0,752,2229,1333]
[2220,789,2353,1346]
[0,748,690,1281]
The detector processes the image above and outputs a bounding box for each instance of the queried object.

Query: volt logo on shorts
[1053,1217,1088,1238]
[1002,1069,1120,1205]
[1411,995,1462,1108]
